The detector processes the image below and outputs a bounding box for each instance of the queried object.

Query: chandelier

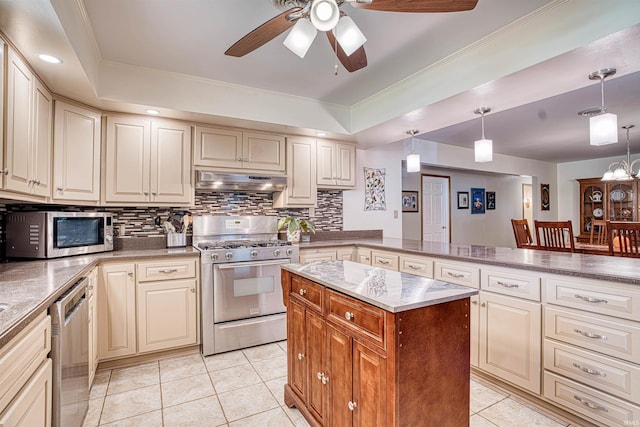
[602,125,639,181]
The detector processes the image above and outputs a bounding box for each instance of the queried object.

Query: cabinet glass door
[607,182,635,221]
[582,183,605,234]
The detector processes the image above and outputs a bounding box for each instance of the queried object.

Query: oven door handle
[216,260,290,269]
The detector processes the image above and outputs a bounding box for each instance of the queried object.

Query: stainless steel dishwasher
[51,277,89,427]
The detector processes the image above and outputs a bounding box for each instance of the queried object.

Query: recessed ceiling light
[145,109,160,115]
[38,54,63,64]
[317,132,326,137]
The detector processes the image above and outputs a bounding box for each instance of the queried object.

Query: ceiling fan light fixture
[589,112,618,146]
[283,18,317,58]
[310,0,340,31]
[333,16,366,56]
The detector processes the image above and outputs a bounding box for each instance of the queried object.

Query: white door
[422,176,450,242]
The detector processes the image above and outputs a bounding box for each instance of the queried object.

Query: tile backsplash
[0,191,343,259]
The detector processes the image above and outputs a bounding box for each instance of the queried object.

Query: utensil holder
[166,232,186,248]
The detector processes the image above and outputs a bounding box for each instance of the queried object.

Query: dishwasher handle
[56,277,89,325]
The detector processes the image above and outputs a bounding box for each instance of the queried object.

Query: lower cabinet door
[352,340,387,427]
[0,359,52,427]
[326,324,353,427]
[137,279,197,353]
[99,263,137,359]
[289,299,306,401]
[306,310,326,423]
[470,294,480,367]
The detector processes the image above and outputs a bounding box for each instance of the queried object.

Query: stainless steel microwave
[6,212,114,259]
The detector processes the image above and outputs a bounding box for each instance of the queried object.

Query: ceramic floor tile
[99,410,163,427]
[159,353,208,382]
[264,376,287,406]
[100,384,162,424]
[90,370,111,399]
[209,363,262,394]
[162,396,227,426]
[470,379,509,413]
[251,354,288,382]
[281,406,311,427]
[228,407,294,426]
[242,343,286,361]
[204,350,249,372]
[217,383,279,422]
[107,362,159,395]
[161,372,216,407]
[479,398,567,427]
[470,413,499,427]
[82,397,104,427]
[277,340,288,352]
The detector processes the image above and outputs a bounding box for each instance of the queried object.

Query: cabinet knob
[471,300,478,305]
[237,157,243,162]
[348,401,357,411]
[152,192,157,196]
[243,157,249,162]
[322,374,329,384]
[190,288,195,293]
[480,302,486,307]
[345,311,354,321]
[0,168,7,175]
[317,372,323,380]
[144,191,149,196]
[56,187,64,192]
[297,353,304,360]
[299,288,307,296]
[128,272,134,278]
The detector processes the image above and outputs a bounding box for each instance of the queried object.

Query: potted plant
[277,216,316,243]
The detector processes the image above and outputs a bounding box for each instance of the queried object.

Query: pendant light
[474,107,493,163]
[406,129,420,173]
[578,68,618,146]
[602,125,639,181]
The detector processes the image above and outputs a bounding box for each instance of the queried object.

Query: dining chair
[534,220,575,253]
[589,219,608,245]
[607,221,640,257]
[511,219,534,248]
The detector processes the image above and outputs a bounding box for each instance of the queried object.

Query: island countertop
[282,260,478,312]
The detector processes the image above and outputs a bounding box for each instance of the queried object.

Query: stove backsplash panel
[0,191,343,260]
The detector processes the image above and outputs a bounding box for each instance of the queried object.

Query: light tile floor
[84,341,576,427]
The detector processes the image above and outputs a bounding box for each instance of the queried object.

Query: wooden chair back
[589,219,608,245]
[534,220,575,253]
[607,221,640,257]
[511,219,533,248]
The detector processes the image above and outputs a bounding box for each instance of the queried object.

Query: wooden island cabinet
[281,260,478,426]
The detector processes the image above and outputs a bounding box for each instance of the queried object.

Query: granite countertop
[283,260,478,312]
[301,237,640,286]
[0,247,199,348]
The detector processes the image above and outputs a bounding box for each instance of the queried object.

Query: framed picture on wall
[486,191,496,210]
[457,191,469,209]
[541,183,550,211]
[471,188,485,214]
[402,191,419,212]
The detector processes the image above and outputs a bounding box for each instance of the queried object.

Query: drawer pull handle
[378,260,390,265]
[573,395,609,412]
[297,353,305,360]
[447,272,464,278]
[407,264,421,270]
[572,363,607,377]
[573,328,607,340]
[348,401,357,411]
[345,311,354,321]
[497,281,519,289]
[299,289,307,296]
[574,294,608,304]
[159,269,178,274]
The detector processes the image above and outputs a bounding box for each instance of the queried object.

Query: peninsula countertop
[282,260,478,312]
[300,238,640,286]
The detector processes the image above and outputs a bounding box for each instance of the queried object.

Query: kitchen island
[281,260,478,427]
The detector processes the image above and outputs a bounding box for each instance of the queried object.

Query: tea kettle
[589,190,603,202]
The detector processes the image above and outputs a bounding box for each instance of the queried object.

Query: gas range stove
[195,239,297,263]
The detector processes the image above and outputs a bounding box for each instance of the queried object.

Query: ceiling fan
[225,0,479,73]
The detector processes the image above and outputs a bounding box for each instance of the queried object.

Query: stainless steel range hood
[195,171,287,192]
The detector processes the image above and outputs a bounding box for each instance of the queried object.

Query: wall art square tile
[364,167,386,211]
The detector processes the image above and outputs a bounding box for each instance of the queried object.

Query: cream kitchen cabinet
[355,248,372,265]
[4,47,53,199]
[300,248,338,263]
[336,247,353,261]
[104,115,192,205]
[274,137,317,208]
[370,250,399,271]
[317,140,356,189]
[99,263,137,360]
[399,254,434,278]
[87,267,99,387]
[53,101,101,203]
[0,39,4,189]
[194,126,285,172]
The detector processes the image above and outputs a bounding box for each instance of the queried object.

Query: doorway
[522,183,533,231]
[422,175,450,242]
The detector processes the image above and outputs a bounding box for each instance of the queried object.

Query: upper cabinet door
[336,143,356,187]
[150,120,192,204]
[317,140,356,189]
[194,126,243,169]
[273,137,316,208]
[316,140,337,187]
[105,116,151,203]
[243,132,285,172]
[53,101,102,202]
[30,79,53,198]
[0,39,5,188]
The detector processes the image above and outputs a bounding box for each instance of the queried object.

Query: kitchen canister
[166,232,186,248]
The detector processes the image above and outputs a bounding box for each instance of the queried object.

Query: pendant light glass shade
[474,139,493,162]
[310,0,340,31]
[283,18,317,58]
[406,154,421,172]
[590,113,618,146]
[333,16,366,56]
[601,125,639,181]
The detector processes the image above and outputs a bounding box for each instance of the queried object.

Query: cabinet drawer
[399,255,433,278]
[545,306,640,363]
[356,249,372,265]
[544,277,640,321]
[370,250,399,271]
[544,339,640,402]
[291,275,323,313]
[544,371,640,427]
[136,258,197,282]
[300,249,336,263]
[481,268,540,301]
[0,314,51,411]
[326,289,385,347]
[434,261,479,289]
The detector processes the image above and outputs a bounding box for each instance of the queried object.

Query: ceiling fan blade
[351,0,478,13]
[326,31,367,73]
[225,7,302,57]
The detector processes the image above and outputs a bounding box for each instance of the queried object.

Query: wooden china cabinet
[576,177,638,242]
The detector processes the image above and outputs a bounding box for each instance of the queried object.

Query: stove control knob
[250,250,258,258]
[273,248,281,257]
[211,253,219,261]
[286,248,293,256]
[225,252,233,260]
